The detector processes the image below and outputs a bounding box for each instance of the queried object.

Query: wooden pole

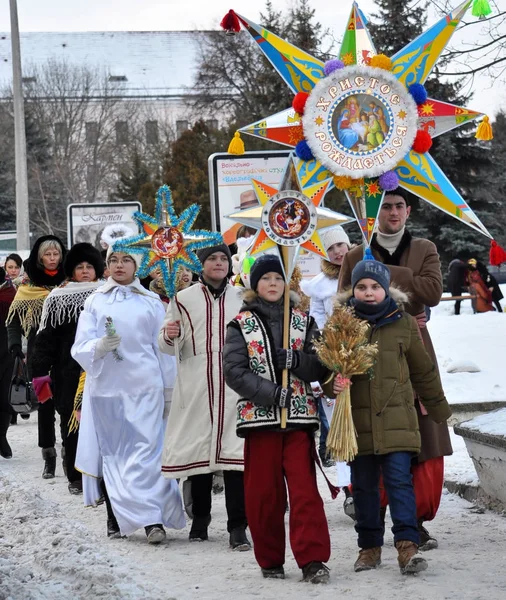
[280,246,291,429]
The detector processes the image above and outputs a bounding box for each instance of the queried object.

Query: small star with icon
[397,110,407,120]
[314,116,324,126]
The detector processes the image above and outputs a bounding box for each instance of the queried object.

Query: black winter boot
[42,447,57,479]
[0,412,12,459]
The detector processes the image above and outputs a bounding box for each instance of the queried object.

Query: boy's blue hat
[351,247,390,293]
[250,254,285,291]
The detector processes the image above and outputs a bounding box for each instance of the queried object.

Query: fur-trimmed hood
[335,284,410,310]
[24,235,67,287]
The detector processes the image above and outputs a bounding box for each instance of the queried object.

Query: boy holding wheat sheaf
[322,253,451,575]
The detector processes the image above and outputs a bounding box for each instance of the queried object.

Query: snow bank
[0,472,159,600]
[460,407,506,438]
[428,286,506,404]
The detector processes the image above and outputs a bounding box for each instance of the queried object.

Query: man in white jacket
[159,244,250,551]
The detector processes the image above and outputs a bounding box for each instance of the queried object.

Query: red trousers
[244,429,331,569]
[379,456,444,521]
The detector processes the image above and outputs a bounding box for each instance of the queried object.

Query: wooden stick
[280,246,291,429]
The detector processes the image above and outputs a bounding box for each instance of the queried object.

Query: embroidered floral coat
[223,290,328,437]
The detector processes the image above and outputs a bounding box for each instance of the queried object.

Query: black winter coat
[447,259,467,296]
[224,291,327,416]
[31,319,81,415]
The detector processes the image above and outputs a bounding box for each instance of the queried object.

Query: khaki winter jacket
[324,288,451,457]
[338,230,452,462]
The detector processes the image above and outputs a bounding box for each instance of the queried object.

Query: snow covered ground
[1,414,505,600]
[428,285,506,405]
[2,288,506,599]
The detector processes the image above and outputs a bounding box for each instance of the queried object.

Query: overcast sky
[0,0,503,116]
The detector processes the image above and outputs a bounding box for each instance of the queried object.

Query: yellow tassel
[228,131,245,155]
[475,116,493,141]
[369,53,392,71]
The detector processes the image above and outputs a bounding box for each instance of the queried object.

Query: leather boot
[396,540,428,574]
[42,447,57,479]
[354,547,381,572]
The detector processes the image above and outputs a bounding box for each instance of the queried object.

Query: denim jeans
[351,451,419,549]
[318,400,329,456]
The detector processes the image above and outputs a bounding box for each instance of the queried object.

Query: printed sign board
[67,202,141,250]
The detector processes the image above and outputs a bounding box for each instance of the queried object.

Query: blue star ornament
[112,185,222,297]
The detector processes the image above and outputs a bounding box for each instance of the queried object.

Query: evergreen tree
[368,0,428,56]
[162,120,231,229]
[369,0,497,268]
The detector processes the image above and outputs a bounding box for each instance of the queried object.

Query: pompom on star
[111,184,222,298]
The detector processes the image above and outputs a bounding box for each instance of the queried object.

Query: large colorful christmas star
[226,156,353,280]
[229,0,491,243]
[112,185,222,297]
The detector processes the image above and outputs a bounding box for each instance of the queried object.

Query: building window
[116,121,128,145]
[146,120,159,145]
[54,122,67,146]
[176,120,189,138]
[109,75,127,82]
[22,76,37,84]
[206,119,218,130]
[86,122,98,146]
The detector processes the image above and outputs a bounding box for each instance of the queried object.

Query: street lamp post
[9,0,30,250]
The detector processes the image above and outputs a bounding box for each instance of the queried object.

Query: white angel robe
[71,279,185,536]
[158,282,244,479]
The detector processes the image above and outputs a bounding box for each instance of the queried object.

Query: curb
[450,401,506,414]
[445,479,506,513]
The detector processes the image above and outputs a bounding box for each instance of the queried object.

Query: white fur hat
[106,240,142,271]
[321,226,351,252]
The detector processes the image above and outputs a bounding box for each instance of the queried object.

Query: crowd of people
[3,187,489,583]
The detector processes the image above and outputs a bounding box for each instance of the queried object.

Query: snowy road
[1,415,506,600]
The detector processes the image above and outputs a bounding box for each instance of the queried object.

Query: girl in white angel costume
[71,244,185,544]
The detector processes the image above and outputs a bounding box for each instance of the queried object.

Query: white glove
[95,334,121,359]
[163,388,173,419]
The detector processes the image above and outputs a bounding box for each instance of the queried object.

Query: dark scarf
[371,230,412,266]
[200,276,228,299]
[348,295,400,326]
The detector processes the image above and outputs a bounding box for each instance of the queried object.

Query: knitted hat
[351,248,390,293]
[197,244,232,269]
[64,243,104,279]
[250,254,284,291]
[321,226,351,252]
[106,242,143,271]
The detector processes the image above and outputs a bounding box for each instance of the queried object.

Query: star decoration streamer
[228,0,492,244]
[226,155,354,280]
[112,185,223,298]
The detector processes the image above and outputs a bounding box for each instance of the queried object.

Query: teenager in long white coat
[72,247,185,544]
[160,244,250,551]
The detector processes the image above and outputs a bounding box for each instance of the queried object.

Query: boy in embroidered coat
[223,255,331,584]
[159,244,249,550]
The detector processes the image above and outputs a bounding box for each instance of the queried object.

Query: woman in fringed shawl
[6,235,67,475]
[0,268,16,458]
[31,243,104,488]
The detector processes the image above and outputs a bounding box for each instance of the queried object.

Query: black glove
[10,345,25,360]
[274,386,292,410]
[275,348,300,371]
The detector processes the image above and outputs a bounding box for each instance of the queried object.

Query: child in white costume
[72,247,185,543]
[301,226,354,512]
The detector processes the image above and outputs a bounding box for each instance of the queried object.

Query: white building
[0,31,221,139]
